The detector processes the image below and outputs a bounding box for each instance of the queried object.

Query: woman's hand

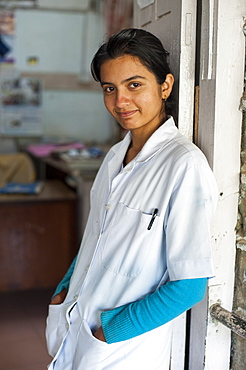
[94,326,106,342]
[50,290,106,342]
[50,288,67,305]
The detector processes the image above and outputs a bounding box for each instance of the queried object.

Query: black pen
[147,208,158,230]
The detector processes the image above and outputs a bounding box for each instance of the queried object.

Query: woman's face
[100,55,174,134]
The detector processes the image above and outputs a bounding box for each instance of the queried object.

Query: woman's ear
[161,74,174,100]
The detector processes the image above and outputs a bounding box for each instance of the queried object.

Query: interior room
[0,0,245,369]
[0,1,132,369]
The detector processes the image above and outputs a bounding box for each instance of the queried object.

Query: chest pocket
[100,202,159,277]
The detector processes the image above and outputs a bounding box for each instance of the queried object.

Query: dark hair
[91,28,176,117]
[91,28,170,85]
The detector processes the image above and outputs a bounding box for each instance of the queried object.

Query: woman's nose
[115,90,130,107]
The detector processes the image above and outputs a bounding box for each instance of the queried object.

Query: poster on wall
[0,76,43,136]
[0,9,15,63]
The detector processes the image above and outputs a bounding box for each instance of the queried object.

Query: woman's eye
[129,82,141,89]
[104,86,115,93]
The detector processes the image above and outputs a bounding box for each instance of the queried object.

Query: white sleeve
[166,163,218,281]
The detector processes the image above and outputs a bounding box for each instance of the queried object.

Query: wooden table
[0,180,79,292]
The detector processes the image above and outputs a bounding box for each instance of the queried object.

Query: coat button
[85,265,90,273]
[65,323,69,330]
[74,294,78,301]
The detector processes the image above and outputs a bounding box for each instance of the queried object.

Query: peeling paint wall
[232,56,246,368]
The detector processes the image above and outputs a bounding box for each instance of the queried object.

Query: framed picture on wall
[0,76,43,136]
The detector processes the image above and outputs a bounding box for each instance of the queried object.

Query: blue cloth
[52,255,77,298]
[101,278,207,344]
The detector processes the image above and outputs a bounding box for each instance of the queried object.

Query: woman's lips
[117,110,138,118]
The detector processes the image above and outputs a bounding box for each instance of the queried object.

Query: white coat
[46,117,218,369]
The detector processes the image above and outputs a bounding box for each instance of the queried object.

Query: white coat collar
[107,116,178,181]
[135,116,178,163]
[112,116,178,163]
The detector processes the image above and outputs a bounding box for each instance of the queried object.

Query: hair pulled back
[91,28,176,118]
[91,28,170,85]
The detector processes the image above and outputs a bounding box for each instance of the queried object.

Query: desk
[33,155,103,238]
[0,180,79,292]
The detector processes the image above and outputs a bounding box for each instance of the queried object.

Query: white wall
[0,7,112,149]
[15,10,85,74]
[42,90,112,142]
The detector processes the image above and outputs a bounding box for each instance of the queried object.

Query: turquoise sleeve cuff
[101,277,207,344]
[52,255,77,298]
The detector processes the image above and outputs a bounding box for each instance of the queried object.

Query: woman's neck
[124,115,168,165]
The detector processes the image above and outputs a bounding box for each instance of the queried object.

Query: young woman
[46,28,218,369]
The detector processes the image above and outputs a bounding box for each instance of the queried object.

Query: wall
[0,5,113,152]
[42,90,112,142]
[233,75,246,368]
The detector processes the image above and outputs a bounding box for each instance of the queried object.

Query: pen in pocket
[147,208,158,230]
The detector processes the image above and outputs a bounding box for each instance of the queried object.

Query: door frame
[191,1,245,369]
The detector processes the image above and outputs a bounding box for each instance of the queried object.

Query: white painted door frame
[192,1,246,369]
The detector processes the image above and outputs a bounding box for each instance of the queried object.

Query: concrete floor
[0,288,53,370]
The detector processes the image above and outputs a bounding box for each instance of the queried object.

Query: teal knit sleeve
[52,255,77,298]
[101,277,207,344]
